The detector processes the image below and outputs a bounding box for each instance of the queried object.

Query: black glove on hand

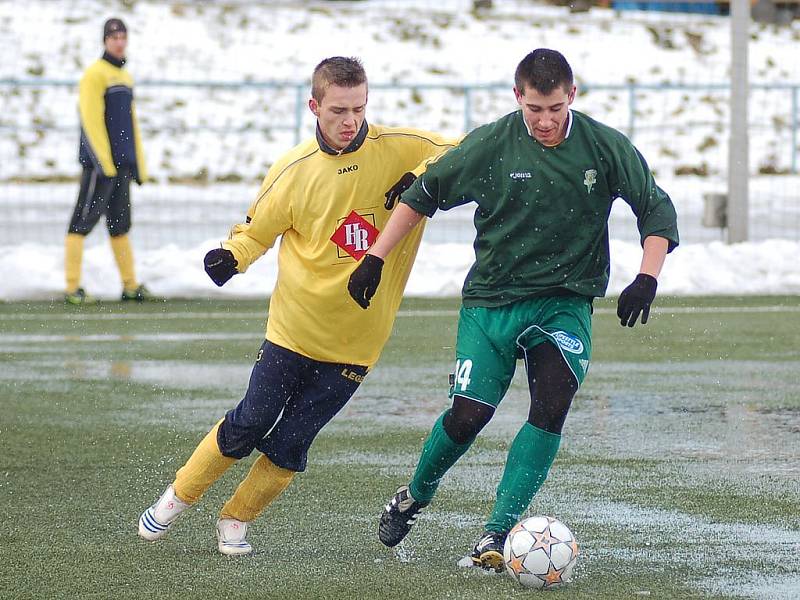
[348,254,384,309]
[384,172,417,210]
[204,248,238,287]
[617,273,658,327]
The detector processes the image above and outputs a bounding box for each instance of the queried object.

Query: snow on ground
[0,1,798,299]
[2,172,798,300]
[572,498,800,600]
[2,174,798,250]
[2,236,799,300]
[0,0,798,181]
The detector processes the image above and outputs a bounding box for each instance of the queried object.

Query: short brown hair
[311,57,367,101]
[514,49,573,96]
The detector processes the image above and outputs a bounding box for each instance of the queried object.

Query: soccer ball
[503,516,579,589]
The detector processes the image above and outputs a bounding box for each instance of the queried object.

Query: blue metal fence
[1,77,798,247]
[1,78,798,173]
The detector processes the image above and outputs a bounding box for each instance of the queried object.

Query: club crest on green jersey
[583,169,597,193]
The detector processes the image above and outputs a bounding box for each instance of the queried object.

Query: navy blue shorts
[217,340,367,472]
[68,166,132,237]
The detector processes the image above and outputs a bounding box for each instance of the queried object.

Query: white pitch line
[0,311,266,322]
[0,332,259,343]
[0,305,798,322]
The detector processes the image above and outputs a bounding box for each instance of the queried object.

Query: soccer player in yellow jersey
[137,57,455,555]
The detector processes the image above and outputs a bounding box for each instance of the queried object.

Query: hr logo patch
[330,210,379,260]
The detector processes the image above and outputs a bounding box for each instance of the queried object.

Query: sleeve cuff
[400,194,437,218]
[641,231,679,253]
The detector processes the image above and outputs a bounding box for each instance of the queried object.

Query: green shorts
[449,295,593,408]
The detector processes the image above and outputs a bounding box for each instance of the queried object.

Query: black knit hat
[103,18,127,40]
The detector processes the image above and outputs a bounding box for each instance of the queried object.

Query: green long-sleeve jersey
[401,109,679,307]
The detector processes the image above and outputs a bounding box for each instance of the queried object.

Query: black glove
[384,172,417,210]
[204,248,238,287]
[348,254,384,309]
[617,273,658,327]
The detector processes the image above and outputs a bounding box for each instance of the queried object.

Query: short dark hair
[311,57,367,101]
[514,49,573,95]
[103,18,127,40]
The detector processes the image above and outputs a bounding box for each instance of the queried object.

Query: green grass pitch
[1,296,798,599]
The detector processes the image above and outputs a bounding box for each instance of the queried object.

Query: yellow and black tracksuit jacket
[78,52,147,183]
[223,122,456,368]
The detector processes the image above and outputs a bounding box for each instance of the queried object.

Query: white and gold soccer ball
[503,516,579,589]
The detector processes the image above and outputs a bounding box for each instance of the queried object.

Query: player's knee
[257,419,319,472]
[444,396,494,444]
[107,221,131,236]
[68,224,92,236]
[527,393,574,434]
[260,443,306,472]
[527,413,564,435]
[216,413,269,459]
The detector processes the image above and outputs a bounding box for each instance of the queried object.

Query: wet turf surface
[1,296,798,599]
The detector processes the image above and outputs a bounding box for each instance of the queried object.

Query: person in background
[64,17,156,304]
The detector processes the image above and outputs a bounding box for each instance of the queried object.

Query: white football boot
[216,518,252,556]
[138,484,190,541]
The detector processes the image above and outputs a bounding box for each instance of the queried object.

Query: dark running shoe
[378,485,428,547]
[121,284,161,302]
[64,287,97,306]
[470,530,508,572]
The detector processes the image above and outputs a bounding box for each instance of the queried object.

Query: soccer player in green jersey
[348,48,679,572]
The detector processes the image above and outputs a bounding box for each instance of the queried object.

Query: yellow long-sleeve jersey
[78,54,147,183]
[223,123,455,368]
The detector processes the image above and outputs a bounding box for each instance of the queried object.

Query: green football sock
[408,411,474,505]
[485,422,561,533]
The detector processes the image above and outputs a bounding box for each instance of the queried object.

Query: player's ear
[308,98,320,117]
[513,86,523,105]
[567,85,577,105]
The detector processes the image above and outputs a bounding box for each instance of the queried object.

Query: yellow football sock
[173,420,237,505]
[64,233,84,294]
[219,454,296,522]
[110,234,138,291]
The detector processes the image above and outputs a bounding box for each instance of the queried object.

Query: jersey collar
[563,109,574,139]
[102,51,126,68]
[521,109,574,147]
[316,120,369,156]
